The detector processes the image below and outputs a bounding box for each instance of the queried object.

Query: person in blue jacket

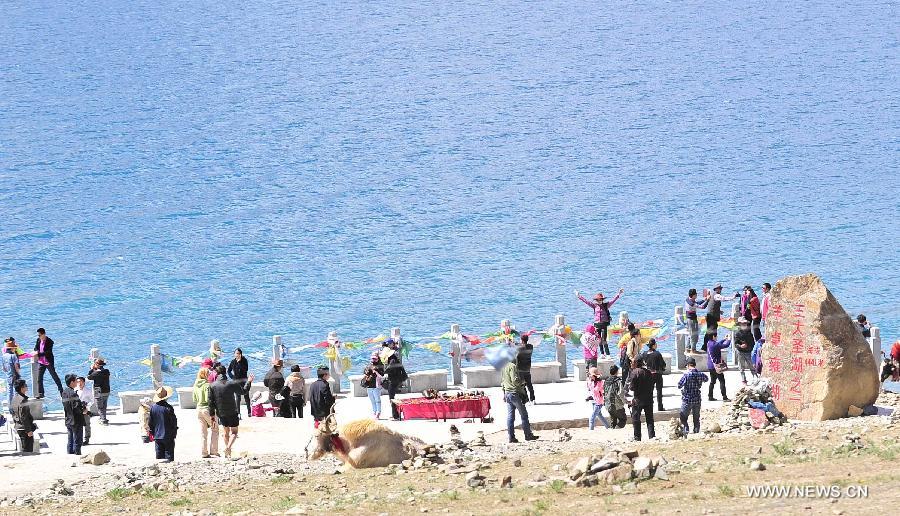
[149,386,178,462]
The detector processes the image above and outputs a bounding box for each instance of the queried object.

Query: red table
[396,397,491,421]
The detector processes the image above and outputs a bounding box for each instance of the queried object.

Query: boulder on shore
[763,274,879,421]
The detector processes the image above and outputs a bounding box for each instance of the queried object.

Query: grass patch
[772,437,796,456]
[534,500,550,511]
[272,496,296,511]
[105,488,133,501]
[271,474,293,485]
[169,497,192,507]
[549,479,566,493]
[717,485,736,497]
[140,487,165,499]
[444,490,459,501]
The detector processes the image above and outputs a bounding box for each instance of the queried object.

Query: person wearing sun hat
[149,385,178,462]
[575,287,625,357]
[706,283,739,334]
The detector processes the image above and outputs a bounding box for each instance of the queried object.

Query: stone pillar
[870,327,882,372]
[674,305,686,370]
[449,324,462,385]
[150,344,163,389]
[554,314,568,378]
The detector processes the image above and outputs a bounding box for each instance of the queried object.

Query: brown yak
[307,414,424,469]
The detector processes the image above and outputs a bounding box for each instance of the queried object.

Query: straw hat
[152,385,174,403]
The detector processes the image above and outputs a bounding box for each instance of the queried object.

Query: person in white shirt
[706,283,739,334]
[76,377,96,446]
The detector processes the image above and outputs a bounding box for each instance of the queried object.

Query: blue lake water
[1,1,898,405]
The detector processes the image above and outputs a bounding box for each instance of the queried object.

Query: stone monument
[763,273,879,420]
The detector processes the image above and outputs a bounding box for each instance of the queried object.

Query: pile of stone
[721,383,786,433]
[537,447,669,488]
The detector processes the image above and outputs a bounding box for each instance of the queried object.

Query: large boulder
[763,274,879,420]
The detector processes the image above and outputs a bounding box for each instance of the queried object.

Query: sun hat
[593,292,605,301]
[152,385,174,403]
[713,283,723,291]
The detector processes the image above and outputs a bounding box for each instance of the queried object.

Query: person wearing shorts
[208,365,253,458]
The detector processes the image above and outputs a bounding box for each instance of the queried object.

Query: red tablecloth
[397,397,491,421]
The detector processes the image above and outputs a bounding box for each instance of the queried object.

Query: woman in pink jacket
[581,324,600,369]
[587,367,609,430]
[576,288,624,357]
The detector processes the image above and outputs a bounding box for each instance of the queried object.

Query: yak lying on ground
[307,414,424,469]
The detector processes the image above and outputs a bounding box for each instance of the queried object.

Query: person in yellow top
[621,324,641,383]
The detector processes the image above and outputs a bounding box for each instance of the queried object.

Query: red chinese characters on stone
[790,357,804,373]
[791,339,805,355]
[771,383,782,401]
[770,331,782,347]
[767,356,782,373]
[789,377,803,402]
[770,305,784,321]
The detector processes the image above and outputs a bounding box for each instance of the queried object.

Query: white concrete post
[449,324,462,385]
[326,331,342,394]
[554,314,568,378]
[870,327,882,371]
[272,335,283,362]
[150,344,163,389]
[675,305,686,369]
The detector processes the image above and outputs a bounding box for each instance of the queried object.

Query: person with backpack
[517,334,535,403]
[385,353,408,421]
[263,360,286,416]
[603,365,627,428]
[706,330,732,401]
[677,357,708,434]
[627,357,655,441]
[586,367,609,430]
[641,338,666,412]
[61,374,86,455]
[149,385,178,462]
[734,318,756,384]
[576,288,624,357]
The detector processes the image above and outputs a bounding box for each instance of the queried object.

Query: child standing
[587,367,609,430]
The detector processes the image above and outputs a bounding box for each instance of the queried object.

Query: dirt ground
[13,420,899,516]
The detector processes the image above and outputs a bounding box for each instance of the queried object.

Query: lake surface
[2,1,898,404]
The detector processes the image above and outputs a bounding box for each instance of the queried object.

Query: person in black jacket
[516,334,535,403]
[62,374,86,455]
[263,360,286,416]
[149,385,178,462]
[227,348,251,417]
[208,365,254,458]
[384,353,408,420]
[627,357,656,441]
[34,328,63,398]
[11,379,37,453]
[640,339,666,412]
[308,367,335,425]
[88,358,111,424]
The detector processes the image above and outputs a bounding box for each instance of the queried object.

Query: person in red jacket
[743,287,762,342]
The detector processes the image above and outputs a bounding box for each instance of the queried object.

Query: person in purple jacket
[706,330,732,401]
[575,288,624,357]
